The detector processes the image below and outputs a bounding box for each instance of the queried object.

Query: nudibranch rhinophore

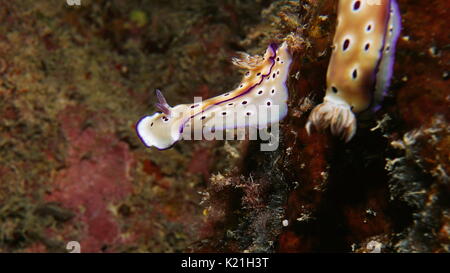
[136,42,292,150]
[306,0,401,142]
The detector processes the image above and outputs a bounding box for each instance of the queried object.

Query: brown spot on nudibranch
[343,39,350,51]
[352,69,358,79]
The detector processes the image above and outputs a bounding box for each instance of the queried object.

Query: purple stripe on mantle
[179,43,279,134]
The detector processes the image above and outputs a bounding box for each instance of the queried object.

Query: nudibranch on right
[306,0,401,142]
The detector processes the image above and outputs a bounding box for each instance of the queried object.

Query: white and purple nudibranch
[136,42,292,150]
[306,0,401,142]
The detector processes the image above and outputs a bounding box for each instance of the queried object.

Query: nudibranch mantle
[306,0,401,142]
[137,42,292,150]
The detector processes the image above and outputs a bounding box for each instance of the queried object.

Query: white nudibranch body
[306,0,401,142]
[136,42,292,150]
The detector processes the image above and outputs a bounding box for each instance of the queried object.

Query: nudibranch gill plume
[306,0,401,142]
[136,42,292,150]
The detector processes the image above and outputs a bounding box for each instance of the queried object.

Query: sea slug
[136,42,292,150]
[306,0,401,142]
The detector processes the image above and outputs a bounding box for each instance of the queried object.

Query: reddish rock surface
[46,106,134,252]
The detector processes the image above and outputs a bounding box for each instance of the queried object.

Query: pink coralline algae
[46,106,134,252]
